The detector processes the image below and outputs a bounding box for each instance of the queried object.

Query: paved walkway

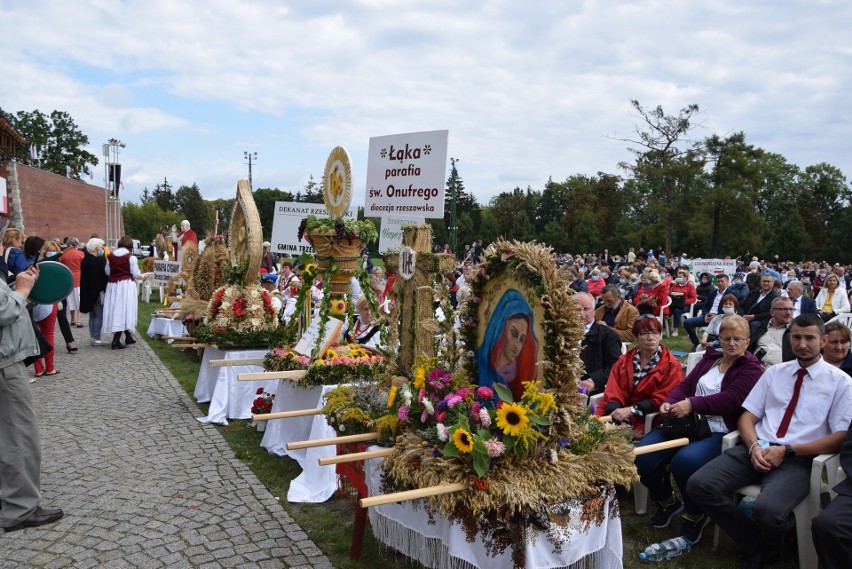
[0,323,332,569]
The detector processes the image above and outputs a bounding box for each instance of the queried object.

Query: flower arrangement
[263,344,387,387]
[297,215,378,245]
[322,382,397,440]
[207,284,278,330]
[250,387,275,415]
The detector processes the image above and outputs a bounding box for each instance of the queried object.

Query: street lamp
[244,151,257,190]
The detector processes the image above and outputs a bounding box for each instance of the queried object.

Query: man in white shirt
[747,297,794,367]
[688,313,852,568]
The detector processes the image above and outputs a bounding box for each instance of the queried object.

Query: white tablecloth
[260,382,339,503]
[146,317,188,343]
[194,348,278,426]
[365,455,623,569]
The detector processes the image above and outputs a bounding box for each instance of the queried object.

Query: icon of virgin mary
[475,288,539,401]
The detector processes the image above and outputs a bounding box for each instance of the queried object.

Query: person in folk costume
[278,261,300,299]
[259,272,283,320]
[282,282,300,325]
[102,235,140,349]
[343,295,383,350]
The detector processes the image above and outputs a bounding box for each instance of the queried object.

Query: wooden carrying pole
[319,448,393,466]
[169,343,209,349]
[287,432,378,451]
[238,370,307,381]
[253,408,324,421]
[208,358,265,368]
[356,437,691,509]
[163,336,196,341]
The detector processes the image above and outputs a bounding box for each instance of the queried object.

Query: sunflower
[324,348,338,360]
[495,402,529,437]
[452,428,474,453]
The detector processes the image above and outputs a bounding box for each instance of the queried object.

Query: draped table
[364,453,623,569]
[146,316,188,343]
[194,348,278,426]
[260,382,339,503]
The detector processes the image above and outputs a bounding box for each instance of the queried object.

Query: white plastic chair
[827,312,852,331]
[657,297,673,337]
[712,431,840,569]
[685,351,704,376]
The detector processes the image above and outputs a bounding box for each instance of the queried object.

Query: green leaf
[477,428,492,439]
[494,383,514,403]
[528,414,550,426]
[503,435,516,453]
[458,415,471,431]
[473,451,491,478]
[443,440,460,457]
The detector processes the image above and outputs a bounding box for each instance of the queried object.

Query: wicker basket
[308,231,364,259]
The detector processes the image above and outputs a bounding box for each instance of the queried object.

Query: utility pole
[244,151,257,190]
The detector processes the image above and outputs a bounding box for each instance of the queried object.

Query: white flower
[339,424,346,432]
[250,318,260,328]
[436,423,448,441]
[423,399,435,415]
[479,408,491,427]
[401,385,412,406]
[549,449,559,463]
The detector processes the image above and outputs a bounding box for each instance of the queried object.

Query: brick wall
[1,160,123,241]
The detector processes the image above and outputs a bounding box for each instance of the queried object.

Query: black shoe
[66,344,78,353]
[649,498,683,528]
[4,506,64,532]
[680,514,710,545]
[112,340,126,350]
[124,333,136,345]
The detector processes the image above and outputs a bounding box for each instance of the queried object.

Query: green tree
[618,100,702,258]
[699,132,766,257]
[174,183,214,236]
[122,201,180,242]
[10,109,99,179]
[208,198,235,236]
[797,163,851,258]
[299,175,324,203]
[152,178,176,212]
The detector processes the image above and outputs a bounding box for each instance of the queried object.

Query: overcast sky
[2,1,850,209]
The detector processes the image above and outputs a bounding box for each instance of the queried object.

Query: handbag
[659,410,712,442]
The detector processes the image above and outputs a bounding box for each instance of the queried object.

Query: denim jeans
[683,315,707,345]
[670,306,691,329]
[686,445,812,556]
[634,428,725,516]
[88,302,104,340]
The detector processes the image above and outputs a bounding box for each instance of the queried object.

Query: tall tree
[10,109,99,179]
[122,202,180,243]
[299,175,324,203]
[174,183,213,235]
[617,100,702,258]
[152,177,175,212]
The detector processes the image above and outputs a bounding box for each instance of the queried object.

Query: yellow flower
[521,381,556,416]
[324,349,338,359]
[413,366,426,391]
[386,385,398,408]
[313,360,325,366]
[496,403,530,437]
[452,428,474,453]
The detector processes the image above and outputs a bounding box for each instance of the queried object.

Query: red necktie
[776,368,806,438]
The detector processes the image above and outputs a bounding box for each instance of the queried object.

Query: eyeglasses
[719,337,747,344]
[772,307,794,312]
[636,314,657,321]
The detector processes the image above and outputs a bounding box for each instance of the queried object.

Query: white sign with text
[270,201,355,257]
[377,214,425,253]
[153,260,181,286]
[689,258,738,278]
[364,130,448,219]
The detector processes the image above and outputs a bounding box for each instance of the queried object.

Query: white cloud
[1,0,851,207]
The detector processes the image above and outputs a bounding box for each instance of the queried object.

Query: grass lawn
[138,303,799,569]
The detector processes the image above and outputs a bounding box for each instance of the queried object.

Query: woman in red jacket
[596,315,683,432]
[666,269,698,337]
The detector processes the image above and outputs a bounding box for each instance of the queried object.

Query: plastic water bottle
[639,537,692,562]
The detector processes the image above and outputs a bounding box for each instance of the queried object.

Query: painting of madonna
[475,288,540,401]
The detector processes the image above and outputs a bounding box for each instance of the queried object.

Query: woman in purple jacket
[634,314,763,546]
